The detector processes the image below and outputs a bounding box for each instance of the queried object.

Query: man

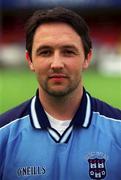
[0,7,121,180]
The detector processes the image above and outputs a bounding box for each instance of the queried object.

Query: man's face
[27,22,92,97]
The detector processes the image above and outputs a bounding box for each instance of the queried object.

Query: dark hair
[26,7,92,59]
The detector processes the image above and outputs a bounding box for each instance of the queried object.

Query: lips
[48,74,68,82]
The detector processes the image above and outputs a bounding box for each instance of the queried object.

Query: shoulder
[0,99,32,128]
[91,96,121,120]
[90,95,121,146]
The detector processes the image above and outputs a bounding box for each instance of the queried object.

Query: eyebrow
[61,45,78,49]
[36,45,52,53]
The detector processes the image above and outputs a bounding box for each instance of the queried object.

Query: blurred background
[0,0,121,113]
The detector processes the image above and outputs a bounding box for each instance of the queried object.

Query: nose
[50,52,64,70]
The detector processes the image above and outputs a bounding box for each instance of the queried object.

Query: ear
[25,50,35,72]
[82,49,92,71]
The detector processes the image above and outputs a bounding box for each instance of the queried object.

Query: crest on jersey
[88,158,106,179]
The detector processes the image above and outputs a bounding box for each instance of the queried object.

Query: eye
[37,49,52,57]
[62,49,77,57]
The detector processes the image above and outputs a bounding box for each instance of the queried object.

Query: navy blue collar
[30,88,92,129]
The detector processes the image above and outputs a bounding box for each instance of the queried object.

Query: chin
[45,87,69,97]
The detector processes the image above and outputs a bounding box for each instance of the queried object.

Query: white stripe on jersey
[31,96,41,129]
[93,111,121,122]
[48,128,60,141]
[82,93,91,127]
[0,115,29,130]
[60,126,73,143]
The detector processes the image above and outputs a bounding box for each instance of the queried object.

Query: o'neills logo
[17,166,46,177]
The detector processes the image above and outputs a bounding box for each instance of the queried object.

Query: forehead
[32,22,82,48]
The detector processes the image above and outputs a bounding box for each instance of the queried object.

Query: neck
[38,86,83,120]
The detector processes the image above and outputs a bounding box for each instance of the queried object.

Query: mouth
[48,74,68,82]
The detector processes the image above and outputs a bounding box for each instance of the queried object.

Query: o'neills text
[17,166,46,176]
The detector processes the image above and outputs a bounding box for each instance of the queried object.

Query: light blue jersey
[0,89,121,180]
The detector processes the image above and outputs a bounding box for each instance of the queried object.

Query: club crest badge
[86,152,108,179]
[88,158,106,179]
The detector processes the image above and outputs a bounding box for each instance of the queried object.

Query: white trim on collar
[82,93,91,128]
[31,92,91,129]
[31,96,41,129]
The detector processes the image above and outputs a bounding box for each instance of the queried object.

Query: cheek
[31,59,46,73]
[35,68,44,76]
[34,65,48,79]
[70,60,83,72]
[68,64,82,79]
